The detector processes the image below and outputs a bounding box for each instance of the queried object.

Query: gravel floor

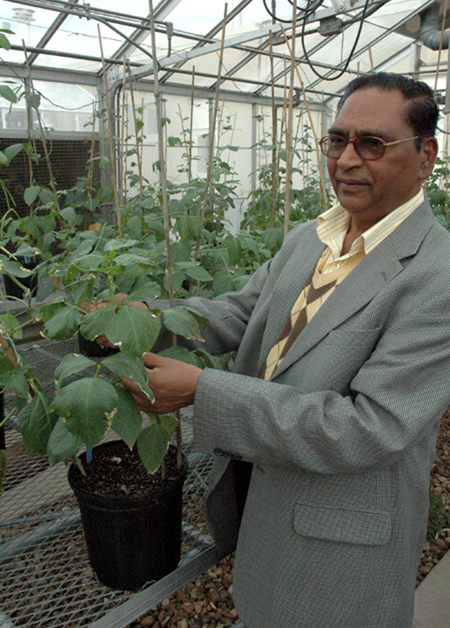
[129,410,450,628]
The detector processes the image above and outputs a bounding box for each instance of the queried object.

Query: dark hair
[338,72,439,151]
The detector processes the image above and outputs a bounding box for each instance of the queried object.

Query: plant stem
[127,62,144,200]
[22,42,61,217]
[148,0,183,468]
[119,58,127,207]
[189,66,196,183]
[193,3,228,262]
[97,25,123,238]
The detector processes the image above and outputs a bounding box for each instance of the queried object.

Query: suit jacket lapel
[269,199,436,380]
[257,230,326,373]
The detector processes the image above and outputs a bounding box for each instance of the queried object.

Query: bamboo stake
[280,26,328,213]
[283,0,298,240]
[97,25,123,238]
[193,2,228,262]
[123,102,130,204]
[270,30,277,224]
[119,58,127,207]
[434,0,449,94]
[85,104,97,229]
[368,44,374,72]
[148,0,183,467]
[189,66,196,183]
[127,63,144,200]
[22,42,61,215]
[275,56,289,213]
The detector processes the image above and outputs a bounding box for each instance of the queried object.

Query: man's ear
[419,137,439,181]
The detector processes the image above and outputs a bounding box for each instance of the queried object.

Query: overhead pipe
[419,3,450,50]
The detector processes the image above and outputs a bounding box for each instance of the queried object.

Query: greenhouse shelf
[0,339,224,628]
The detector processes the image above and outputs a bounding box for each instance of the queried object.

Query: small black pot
[77,331,120,358]
[3,258,38,299]
[68,441,188,591]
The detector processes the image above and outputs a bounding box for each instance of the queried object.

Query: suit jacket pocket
[294,502,391,546]
[323,326,382,347]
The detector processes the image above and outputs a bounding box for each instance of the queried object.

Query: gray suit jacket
[157,200,450,628]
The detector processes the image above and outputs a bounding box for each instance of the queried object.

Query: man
[102,73,450,627]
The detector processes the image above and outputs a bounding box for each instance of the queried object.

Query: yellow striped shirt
[316,189,424,274]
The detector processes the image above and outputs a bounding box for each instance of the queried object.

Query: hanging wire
[262,0,325,23]
[300,0,371,81]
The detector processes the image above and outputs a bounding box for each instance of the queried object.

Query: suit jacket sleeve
[192,223,450,476]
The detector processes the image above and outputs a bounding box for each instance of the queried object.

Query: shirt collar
[317,189,424,257]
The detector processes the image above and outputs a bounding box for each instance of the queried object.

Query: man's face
[327,87,437,226]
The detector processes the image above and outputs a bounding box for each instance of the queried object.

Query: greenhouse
[0,0,450,627]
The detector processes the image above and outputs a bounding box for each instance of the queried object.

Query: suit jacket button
[214,448,224,456]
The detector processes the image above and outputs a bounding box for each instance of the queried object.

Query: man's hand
[78,294,149,348]
[123,352,203,414]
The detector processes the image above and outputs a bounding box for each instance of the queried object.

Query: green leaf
[0,32,11,50]
[213,271,232,296]
[126,281,161,302]
[159,345,204,368]
[39,188,55,206]
[184,265,213,282]
[24,186,41,207]
[1,259,35,279]
[0,366,29,399]
[111,386,142,448]
[52,378,118,449]
[196,348,224,370]
[163,307,205,341]
[43,306,80,341]
[59,206,77,222]
[39,299,66,323]
[137,423,171,473]
[225,235,242,265]
[158,413,179,437]
[47,417,82,465]
[0,84,16,103]
[0,312,21,338]
[79,305,116,341]
[0,151,7,165]
[4,143,23,162]
[233,275,251,291]
[18,391,59,455]
[25,92,41,110]
[54,353,97,389]
[104,306,161,359]
[102,352,154,402]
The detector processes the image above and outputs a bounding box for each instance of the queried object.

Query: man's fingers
[142,352,167,369]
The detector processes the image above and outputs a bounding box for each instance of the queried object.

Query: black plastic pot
[3,258,38,299]
[77,331,120,358]
[68,441,188,591]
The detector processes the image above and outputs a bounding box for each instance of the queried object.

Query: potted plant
[0,271,220,589]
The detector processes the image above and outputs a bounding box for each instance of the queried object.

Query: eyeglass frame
[318,134,421,161]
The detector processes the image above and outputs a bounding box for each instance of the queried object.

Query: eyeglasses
[319,135,419,161]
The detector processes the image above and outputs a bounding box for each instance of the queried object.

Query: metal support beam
[129,23,284,83]
[305,0,437,98]
[160,0,254,84]
[27,0,80,65]
[410,41,422,81]
[111,0,183,63]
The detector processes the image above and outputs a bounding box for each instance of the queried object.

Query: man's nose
[336,140,364,168]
